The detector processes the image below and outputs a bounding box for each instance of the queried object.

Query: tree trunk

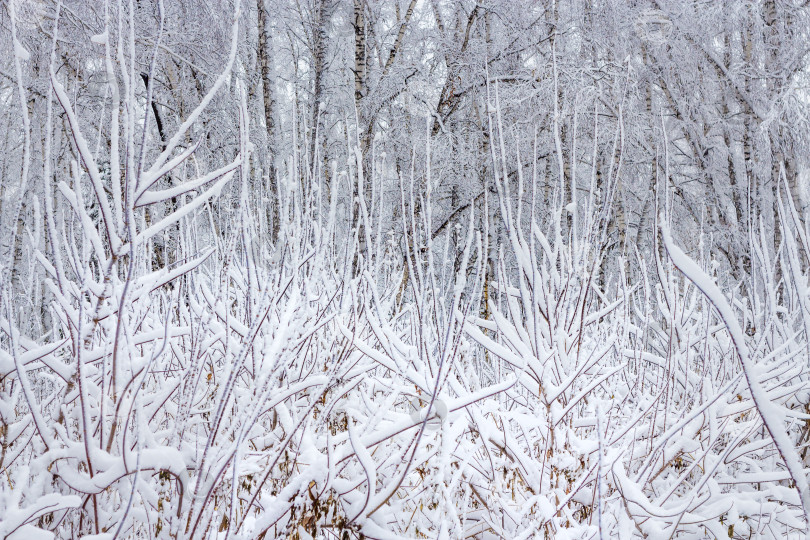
[309,0,328,178]
[258,0,279,242]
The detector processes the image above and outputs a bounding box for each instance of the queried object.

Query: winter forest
[3,0,810,538]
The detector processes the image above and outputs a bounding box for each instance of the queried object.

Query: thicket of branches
[2,0,810,538]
